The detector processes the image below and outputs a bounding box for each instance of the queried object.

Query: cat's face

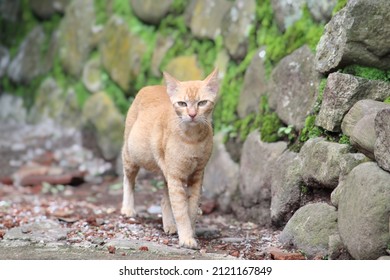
[164,69,219,126]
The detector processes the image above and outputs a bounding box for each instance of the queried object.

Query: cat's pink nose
[189,112,197,119]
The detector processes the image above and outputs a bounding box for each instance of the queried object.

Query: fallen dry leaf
[139,246,149,251]
[107,246,116,254]
[268,247,306,260]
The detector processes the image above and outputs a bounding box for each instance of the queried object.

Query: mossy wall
[1,0,388,150]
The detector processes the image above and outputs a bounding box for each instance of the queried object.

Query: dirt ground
[0,171,298,260]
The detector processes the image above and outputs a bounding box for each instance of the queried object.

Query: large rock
[234,131,287,225]
[82,92,124,160]
[203,133,239,213]
[30,0,70,19]
[338,162,390,259]
[130,0,173,24]
[29,78,82,128]
[316,73,390,132]
[0,45,10,78]
[100,16,146,91]
[7,26,47,84]
[59,0,95,76]
[307,0,337,23]
[300,138,366,189]
[271,0,305,32]
[315,0,390,73]
[186,0,232,40]
[163,55,203,81]
[269,45,321,129]
[375,108,390,172]
[270,151,302,227]
[341,100,390,158]
[279,202,338,258]
[237,48,268,118]
[221,0,256,60]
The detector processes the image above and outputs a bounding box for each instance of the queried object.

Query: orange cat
[121,69,219,249]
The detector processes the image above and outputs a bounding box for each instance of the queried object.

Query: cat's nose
[188,112,197,119]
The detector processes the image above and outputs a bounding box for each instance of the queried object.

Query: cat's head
[163,69,219,126]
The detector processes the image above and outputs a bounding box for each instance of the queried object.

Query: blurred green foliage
[332,0,348,15]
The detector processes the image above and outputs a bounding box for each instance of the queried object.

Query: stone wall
[1,0,390,259]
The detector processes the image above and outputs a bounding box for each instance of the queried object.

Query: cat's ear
[203,68,219,97]
[163,71,180,97]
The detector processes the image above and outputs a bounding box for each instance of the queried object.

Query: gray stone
[30,0,70,19]
[315,0,390,73]
[328,234,352,260]
[378,256,390,260]
[7,26,46,84]
[316,73,390,132]
[100,16,146,91]
[271,0,305,32]
[4,220,70,243]
[234,131,287,225]
[203,133,239,213]
[0,0,20,22]
[82,58,102,93]
[307,0,337,23]
[342,100,390,137]
[186,0,232,40]
[130,0,173,24]
[338,162,390,259]
[151,34,174,77]
[237,48,268,118]
[82,91,124,160]
[300,138,366,189]
[270,151,302,227]
[0,45,10,78]
[29,78,82,128]
[0,94,26,124]
[221,0,256,60]
[269,45,321,129]
[59,0,95,76]
[375,108,390,172]
[279,202,338,258]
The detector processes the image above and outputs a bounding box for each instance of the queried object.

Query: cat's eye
[177,101,187,107]
[198,100,208,107]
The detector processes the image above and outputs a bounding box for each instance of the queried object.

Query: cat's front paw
[121,207,137,217]
[163,224,177,235]
[179,237,199,250]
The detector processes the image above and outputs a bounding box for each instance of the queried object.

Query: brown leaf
[268,247,306,260]
[230,250,240,258]
[108,246,116,254]
[0,230,5,239]
[139,246,149,251]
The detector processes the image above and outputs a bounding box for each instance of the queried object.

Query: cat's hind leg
[121,150,140,217]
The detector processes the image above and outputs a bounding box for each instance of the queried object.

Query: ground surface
[0,173,295,260]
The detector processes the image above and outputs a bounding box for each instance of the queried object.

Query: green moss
[384,97,390,104]
[94,0,108,25]
[332,0,348,16]
[342,65,390,82]
[299,115,323,142]
[338,134,350,145]
[256,2,324,75]
[101,71,131,114]
[171,0,188,14]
